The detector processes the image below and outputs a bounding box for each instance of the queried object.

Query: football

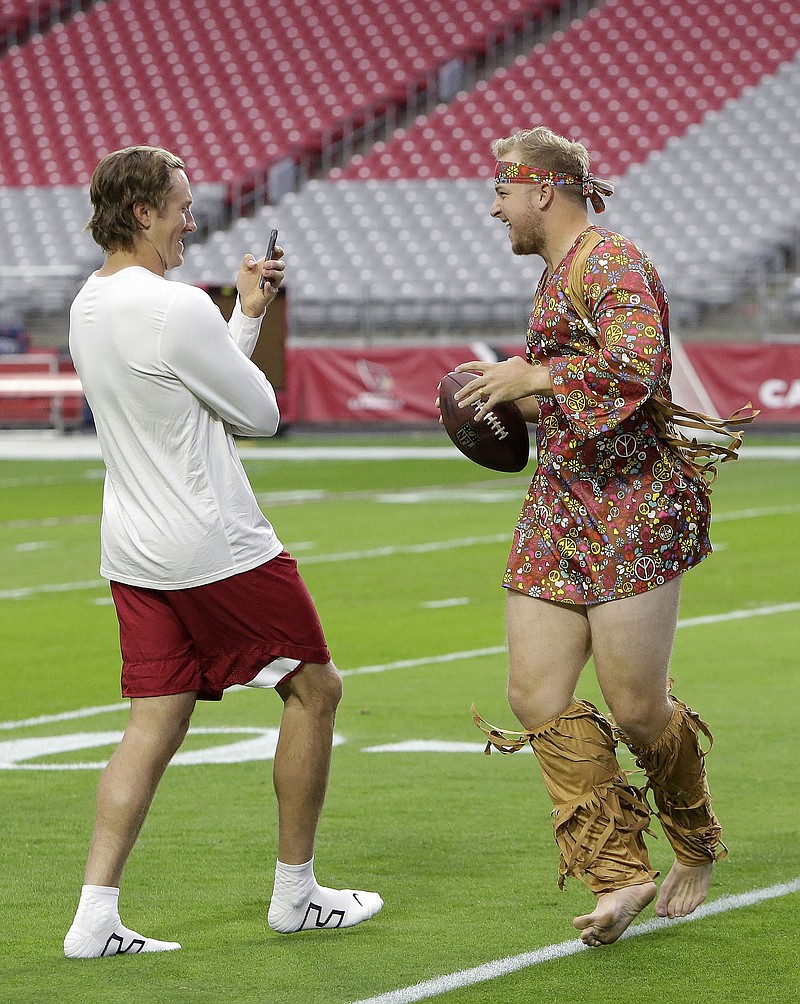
[438,371,530,473]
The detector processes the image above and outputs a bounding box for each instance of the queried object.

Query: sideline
[1,599,797,732]
[0,432,798,462]
[348,878,800,1004]
[0,433,463,462]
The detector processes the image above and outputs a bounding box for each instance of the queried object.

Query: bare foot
[572,882,656,947]
[655,860,713,918]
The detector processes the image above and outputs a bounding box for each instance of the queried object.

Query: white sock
[267,858,383,934]
[64,884,181,958]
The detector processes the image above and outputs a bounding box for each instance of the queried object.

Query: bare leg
[590,577,717,924]
[268,662,382,933]
[85,692,197,886]
[505,593,656,945]
[273,661,342,863]
[589,577,680,747]
[65,692,196,957]
[505,590,591,728]
[565,581,684,945]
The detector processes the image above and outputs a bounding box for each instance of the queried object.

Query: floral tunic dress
[503,227,711,605]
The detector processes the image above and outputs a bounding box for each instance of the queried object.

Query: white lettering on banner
[759,379,800,409]
[347,392,404,412]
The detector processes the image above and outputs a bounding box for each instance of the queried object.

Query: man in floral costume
[456,127,734,946]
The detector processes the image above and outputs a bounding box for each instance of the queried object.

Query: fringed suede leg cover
[620,697,727,866]
[472,700,657,896]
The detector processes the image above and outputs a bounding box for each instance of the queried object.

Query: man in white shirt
[64,146,382,958]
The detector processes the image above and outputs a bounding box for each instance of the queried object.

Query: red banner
[282,342,800,427]
[284,345,520,424]
[683,343,800,425]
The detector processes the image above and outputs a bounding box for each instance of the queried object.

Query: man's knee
[282,661,342,714]
[507,676,533,723]
[314,662,343,711]
[507,674,572,730]
[608,693,672,746]
[127,694,195,758]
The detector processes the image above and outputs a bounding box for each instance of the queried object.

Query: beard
[510,213,546,256]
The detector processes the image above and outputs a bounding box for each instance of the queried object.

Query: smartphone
[258,228,279,290]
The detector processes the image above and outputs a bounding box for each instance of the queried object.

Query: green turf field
[1,438,798,1004]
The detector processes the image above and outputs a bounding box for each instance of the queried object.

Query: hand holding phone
[258,229,279,290]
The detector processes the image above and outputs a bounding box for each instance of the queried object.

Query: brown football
[438,371,530,473]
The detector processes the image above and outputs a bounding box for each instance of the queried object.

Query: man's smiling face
[490,150,547,257]
[148,169,196,272]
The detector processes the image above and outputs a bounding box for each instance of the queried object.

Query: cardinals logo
[348,359,404,411]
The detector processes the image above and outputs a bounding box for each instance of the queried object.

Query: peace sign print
[634,556,658,581]
[614,434,637,458]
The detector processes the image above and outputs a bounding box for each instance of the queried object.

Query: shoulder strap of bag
[564,228,604,329]
[562,229,757,489]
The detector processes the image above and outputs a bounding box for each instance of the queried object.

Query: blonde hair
[87,146,186,253]
[491,127,590,206]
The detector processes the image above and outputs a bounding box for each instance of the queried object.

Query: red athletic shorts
[110,552,331,701]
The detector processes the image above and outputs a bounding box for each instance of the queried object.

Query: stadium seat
[333,0,800,181]
[3,0,800,329]
[177,43,800,324]
[0,0,555,187]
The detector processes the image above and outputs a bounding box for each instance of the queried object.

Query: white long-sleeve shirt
[69,266,283,589]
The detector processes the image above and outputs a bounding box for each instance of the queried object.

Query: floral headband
[494,161,614,213]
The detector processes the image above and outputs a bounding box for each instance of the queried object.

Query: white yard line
[0,578,106,600]
[712,504,800,522]
[0,535,508,599]
[0,702,130,731]
[348,878,800,1004]
[1,599,796,732]
[338,647,506,679]
[0,433,797,462]
[0,514,99,530]
[300,534,508,565]
[677,602,800,627]
[1,501,797,534]
[0,435,464,462]
[3,495,799,598]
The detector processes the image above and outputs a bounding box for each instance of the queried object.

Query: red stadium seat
[0,0,562,187]
[335,0,800,180]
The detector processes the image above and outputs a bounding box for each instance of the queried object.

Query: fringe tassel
[471,705,531,755]
[646,395,759,490]
[552,779,656,891]
[472,701,658,893]
[621,698,728,866]
[563,228,760,491]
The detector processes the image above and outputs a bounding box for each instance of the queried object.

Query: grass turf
[0,440,798,1003]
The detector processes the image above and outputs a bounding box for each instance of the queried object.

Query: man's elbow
[261,407,281,438]
[245,380,281,436]
[228,403,280,438]
[248,404,281,437]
